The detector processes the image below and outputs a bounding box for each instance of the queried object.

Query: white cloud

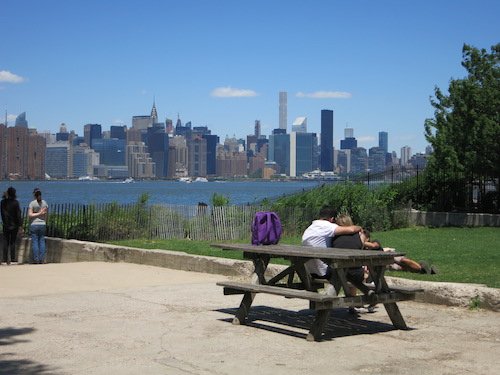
[113,119,125,124]
[210,87,259,98]
[140,89,148,95]
[296,91,352,99]
[7,114,17,122]
[0,71,26,83]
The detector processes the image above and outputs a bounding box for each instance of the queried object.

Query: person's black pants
[2,228,19,263]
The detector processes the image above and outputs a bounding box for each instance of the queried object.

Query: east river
[1,180,321,209]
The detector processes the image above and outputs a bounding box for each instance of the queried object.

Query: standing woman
[1,187,24,265]
[28,188,48,264]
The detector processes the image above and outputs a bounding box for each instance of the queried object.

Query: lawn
[108,227,500,288]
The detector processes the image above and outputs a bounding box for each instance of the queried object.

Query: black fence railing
[348,166,498,213]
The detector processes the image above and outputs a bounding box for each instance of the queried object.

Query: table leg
[249,254,270,285]
[232,291,255,325]
[306,309,331,342]
[368,265,408,330]
[383,302,408,329]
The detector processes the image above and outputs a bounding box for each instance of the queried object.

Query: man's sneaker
[10,262,18,265]
[419,261,431,274]
[430,265,440,274]
[1,262,7,265]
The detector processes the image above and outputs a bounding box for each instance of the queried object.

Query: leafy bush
[271,183,399,231]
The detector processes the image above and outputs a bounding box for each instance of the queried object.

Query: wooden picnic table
[212,243,423,341]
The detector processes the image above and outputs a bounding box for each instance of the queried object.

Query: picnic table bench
[212,243,423,341]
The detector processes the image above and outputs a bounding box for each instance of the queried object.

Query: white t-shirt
[301,219,339,276]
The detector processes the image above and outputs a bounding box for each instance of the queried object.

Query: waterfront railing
[21,203,317,242]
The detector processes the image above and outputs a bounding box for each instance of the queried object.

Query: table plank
[211,243,404,261]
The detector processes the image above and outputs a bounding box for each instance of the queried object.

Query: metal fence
[349,166,499,213]
[22,203,317,242]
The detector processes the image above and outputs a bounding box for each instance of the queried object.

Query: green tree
[424,43,500,210]
[425,43,500,177]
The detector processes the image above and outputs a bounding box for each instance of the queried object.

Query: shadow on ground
[0,327,62,375]
[216,306,397,341]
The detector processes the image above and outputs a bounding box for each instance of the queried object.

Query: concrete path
[1,262,499,375]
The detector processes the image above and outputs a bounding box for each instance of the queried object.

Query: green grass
[108,227,500,288]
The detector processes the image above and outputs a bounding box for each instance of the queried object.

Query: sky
[1,0,499,156]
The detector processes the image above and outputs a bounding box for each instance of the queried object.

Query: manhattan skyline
[1,0,499,154]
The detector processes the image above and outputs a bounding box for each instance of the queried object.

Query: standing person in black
[1,187,24,265]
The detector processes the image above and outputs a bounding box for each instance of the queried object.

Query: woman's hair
[336,214,354,226]
[33,188,42,199]
[6,187,16,199]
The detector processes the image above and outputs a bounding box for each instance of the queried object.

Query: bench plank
[217,281,338,302]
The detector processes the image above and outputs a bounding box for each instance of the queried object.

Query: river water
[2,180,320,209]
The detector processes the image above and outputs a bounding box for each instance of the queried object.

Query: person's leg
[8,230,18,263]
[30,226,40,263]
[398,257,425,273]
[2,234,8,263]
[39,226,46,263]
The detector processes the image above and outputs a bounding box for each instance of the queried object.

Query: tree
[425,43,500,177]
[424,43,500,211]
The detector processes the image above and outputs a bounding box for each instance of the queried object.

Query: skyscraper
[340,127,357,150]
[292,117,307,133]
[84,124,102,149]
[320,109,334,171]
[15,112,28,127]
[254,120,261,138]
[290,131,317,177]
[268,132,290,175]
[279,92,287,131]
[379,131,388,154]
[401,146,412,167]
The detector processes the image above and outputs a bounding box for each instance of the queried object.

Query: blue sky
[1,0,499,155]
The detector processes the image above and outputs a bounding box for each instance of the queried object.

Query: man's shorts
[346,267,365,283]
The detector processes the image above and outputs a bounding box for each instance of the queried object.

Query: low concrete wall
[12,236,500,312]
[401,210,500,227]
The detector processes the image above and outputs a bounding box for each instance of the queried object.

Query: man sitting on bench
[301,206,371,310]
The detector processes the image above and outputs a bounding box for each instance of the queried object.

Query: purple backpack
[251,211,282,245]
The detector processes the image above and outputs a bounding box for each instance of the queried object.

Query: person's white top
[301,219,339,276]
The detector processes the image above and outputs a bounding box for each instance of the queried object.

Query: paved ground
[1,262,499,375]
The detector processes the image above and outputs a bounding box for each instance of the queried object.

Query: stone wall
[10,236,500,312]
[400,210,500,227]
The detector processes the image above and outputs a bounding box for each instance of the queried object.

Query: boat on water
[122,177,135,183]
[193,177,209,182]
[301,170,341,181]
[179,177,192,183]
[78,176,100,181]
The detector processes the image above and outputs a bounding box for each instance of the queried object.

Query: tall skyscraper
[254,120,261,138]
[340,127,357,150]
[320,109,334,171]
[150,101,158,124]
[379,131,388,154]
[279,92,287,131]
[15,112,28,127]
[268,133,290,175]
[292,117,307,132]
[84,124,102,149]
[290,131,317,177]
[401,146,412,166]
